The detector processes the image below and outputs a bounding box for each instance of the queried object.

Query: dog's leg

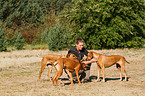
[53,63,63,86]
[38,59,47,81]
[65,69,74,85]
[75,69,81,84]
[96,64,101,82]
[54,69,63,86]
[121,64,127,81]
[119,58,128,81]
[116,64,123,81]
[101,65,105,82]
[47,66,53,81]
[52,64,59,85]
[52,71,57,85]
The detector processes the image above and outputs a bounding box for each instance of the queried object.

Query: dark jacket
[68,46,88,61]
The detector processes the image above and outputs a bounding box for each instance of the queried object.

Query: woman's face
[76,42,84,51]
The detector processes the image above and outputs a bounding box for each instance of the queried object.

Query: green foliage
[13,31,25,50]
[122,37,145,48]
[0,0,73,44]
[41,28,49,43]
[42,22,71,51]
[0,0,72,28]
[47,0,72,15]
[0,22,8,51]
[0,0,43,28]
[62,0,145,49]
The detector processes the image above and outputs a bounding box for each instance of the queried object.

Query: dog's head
[82,63,87,70]
[87,51,93,60]
[66,53,77,59]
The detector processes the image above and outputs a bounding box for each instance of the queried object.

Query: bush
[13,31,25,50]
[121,37,145,48]
[0,22,8,51]
[42,22,71,51]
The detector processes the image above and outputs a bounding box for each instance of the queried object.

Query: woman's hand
[81,58,97,64]
[90,58,97,62]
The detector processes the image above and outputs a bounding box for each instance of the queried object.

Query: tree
[62,0,145,49]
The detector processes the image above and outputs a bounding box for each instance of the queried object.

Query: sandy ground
[0,49,145,96]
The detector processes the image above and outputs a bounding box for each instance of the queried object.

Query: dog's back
[99,55,125,67]
[42,54,62,60]
[57,58,81,71]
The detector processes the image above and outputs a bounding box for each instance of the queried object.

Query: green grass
[24,43,48,50]
[2,73,12,77]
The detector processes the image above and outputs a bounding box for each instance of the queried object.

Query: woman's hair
[75,37,84,44]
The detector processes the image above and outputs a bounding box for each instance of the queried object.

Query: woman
[67,37,97,82]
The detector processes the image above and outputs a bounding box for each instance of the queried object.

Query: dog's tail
[125,58,130,64]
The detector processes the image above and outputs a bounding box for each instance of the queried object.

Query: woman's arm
[81,58,97,64]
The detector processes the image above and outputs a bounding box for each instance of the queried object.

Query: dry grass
[0,48,145,96]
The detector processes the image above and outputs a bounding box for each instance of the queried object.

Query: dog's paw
[96,79,101,82]
[102,79,106,82]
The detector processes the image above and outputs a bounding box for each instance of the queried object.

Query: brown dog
[87,51,130,82]
[52,57,86,86]
[38,53,77,81]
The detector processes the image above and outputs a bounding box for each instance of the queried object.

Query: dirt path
[0,49,145,96]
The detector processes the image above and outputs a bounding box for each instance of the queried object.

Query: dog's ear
[67,53,77,59]
[66,54,69,58]
[66,53,72,58]
[87,51,93,60]
[89,51,94,55]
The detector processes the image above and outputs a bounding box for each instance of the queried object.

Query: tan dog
[38,54,63,81]
[87,51,130,82]
[38,53,77,81]
[52,57,86,86]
